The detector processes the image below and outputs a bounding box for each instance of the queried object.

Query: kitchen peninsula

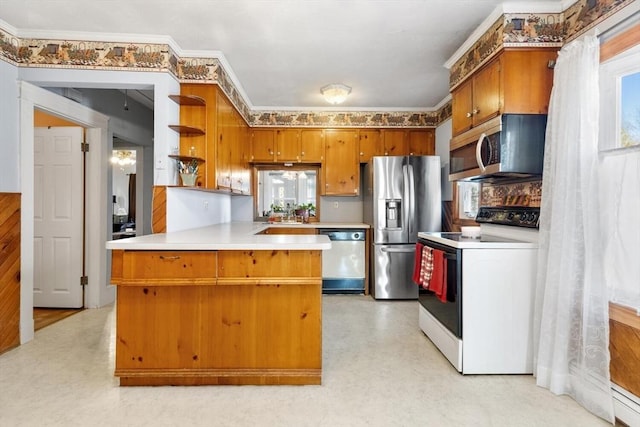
[106,222,332,386]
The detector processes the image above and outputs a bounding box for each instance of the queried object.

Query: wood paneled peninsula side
[106,222,331,386]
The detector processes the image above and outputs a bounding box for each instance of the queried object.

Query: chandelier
[110,150,136,166]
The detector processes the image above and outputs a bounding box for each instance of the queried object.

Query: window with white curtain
[599,43,640,312]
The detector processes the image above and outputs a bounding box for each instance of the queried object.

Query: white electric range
[416,207,539,374]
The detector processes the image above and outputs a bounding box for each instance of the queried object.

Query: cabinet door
[451,78,474,136]
[251,129,276,162]
[407,129,435,156]
[299,129,324,163]
[230,113,248,194]
[323,130,359,196]
[276,129,300,162]
[358,130,382,163]
[216,93,233,189]
[472,57,501,127]
[382,130,408,156]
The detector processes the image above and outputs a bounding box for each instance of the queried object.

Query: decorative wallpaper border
[450,0,636,90]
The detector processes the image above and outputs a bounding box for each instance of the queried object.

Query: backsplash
[481,180,542,208]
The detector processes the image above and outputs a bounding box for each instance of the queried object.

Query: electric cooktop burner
[475,207,540,228]
[436,232,528,243]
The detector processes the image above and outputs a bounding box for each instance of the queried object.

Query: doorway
[19,82,112,343]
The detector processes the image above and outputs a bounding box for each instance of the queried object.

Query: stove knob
[507,212,515,220]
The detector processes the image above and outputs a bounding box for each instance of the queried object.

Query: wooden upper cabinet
[381,130,408,156]
[251,128,324,163]
[407,129,435,156]
[358,130,382,163]
[276,129,300,162]
[471,57,501,126]
[323,130,359,196]
[451,78,474,136]
[501,49,556,114]
[451,48,557,137]
[251,129,276,162]
[451,58,500,136]
[299,129,324,163]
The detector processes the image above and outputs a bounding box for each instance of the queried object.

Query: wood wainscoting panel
[610,302,640,397]
[0,193,21,354]
[151,186,167,234]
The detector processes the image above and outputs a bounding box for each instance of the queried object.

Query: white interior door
[33,127,84,308]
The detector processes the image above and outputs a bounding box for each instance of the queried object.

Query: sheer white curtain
[533,35,614,423]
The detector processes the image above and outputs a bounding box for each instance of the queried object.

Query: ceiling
[0,0,563,111]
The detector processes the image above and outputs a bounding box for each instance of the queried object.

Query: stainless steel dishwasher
[318,229,366,294]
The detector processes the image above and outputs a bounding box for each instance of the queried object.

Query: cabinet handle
[159,255,181,261]
[360,152,364,156]
[472,108,479,114]
[466,112,472,118]
[277,151,280,155]
[301,151,305,156]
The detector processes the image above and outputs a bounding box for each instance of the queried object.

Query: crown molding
[433,94,452,111]
[0,18,17,36]
[444,1,564,69]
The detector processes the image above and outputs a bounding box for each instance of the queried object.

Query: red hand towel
[430,249,448,302]
[412,243,424,286]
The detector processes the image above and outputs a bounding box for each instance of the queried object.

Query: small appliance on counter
[363,156,441,299]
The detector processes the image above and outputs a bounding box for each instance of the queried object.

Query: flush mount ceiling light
[320,83,351,105]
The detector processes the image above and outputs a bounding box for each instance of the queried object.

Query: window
[456,181,480,220]
[621,71,640,147]
[255,167,318,219]
[600,43,640,152]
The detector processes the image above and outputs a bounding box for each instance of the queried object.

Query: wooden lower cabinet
[113,249,322,386]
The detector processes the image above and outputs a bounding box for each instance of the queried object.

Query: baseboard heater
[613,383,640,427]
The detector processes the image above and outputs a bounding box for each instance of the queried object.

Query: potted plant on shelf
[295,203,316,223]
[268,203,284,223]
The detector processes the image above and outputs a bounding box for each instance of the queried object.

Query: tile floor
[0,296,608,426]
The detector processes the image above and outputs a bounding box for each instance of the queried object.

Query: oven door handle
[443,253,457,260]
[475,132,487,172]
[381,247,415,253]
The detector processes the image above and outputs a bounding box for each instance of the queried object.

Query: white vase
[180,173,197,187]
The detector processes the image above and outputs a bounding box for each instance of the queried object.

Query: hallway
[0,296,607,426]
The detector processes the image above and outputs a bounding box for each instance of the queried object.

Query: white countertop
[105,222,369,251]
[418,231,539,249]
[264,222,369,229]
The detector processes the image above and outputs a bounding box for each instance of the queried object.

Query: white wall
[166,189,233,232]
[17,67,180,186]
[320,194,364,223]
[0,60,19,192]
[436,118,453,201]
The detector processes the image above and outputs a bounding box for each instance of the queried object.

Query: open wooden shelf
[168,94,206,106]
[168,125,205,136]
[168,154,205,163]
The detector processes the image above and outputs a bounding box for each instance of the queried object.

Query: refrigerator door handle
[407,163,416,239]
[381,247,416,253]
[402,164,411,239]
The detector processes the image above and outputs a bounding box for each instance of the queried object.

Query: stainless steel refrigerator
[363,156,441,299]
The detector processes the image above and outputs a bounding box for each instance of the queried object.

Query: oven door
[417,239,462,338]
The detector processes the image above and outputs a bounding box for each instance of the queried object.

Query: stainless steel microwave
[449,114,547,182]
